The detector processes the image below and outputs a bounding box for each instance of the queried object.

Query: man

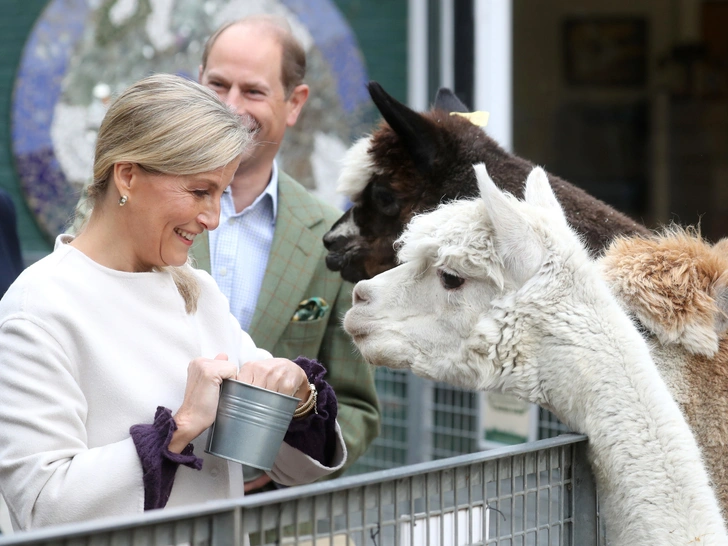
[192,15,380,491]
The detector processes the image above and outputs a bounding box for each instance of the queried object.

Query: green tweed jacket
[190,171,380,477]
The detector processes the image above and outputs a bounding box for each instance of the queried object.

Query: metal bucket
[205,379,298,477]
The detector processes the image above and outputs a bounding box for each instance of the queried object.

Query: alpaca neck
[535,312,727,545]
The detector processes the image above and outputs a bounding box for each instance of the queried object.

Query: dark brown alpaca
[323,81,649,283]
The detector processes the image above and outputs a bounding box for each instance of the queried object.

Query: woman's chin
[161,253,190,268]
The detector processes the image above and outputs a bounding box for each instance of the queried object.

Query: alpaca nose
[323,209,355,251]
[352,282,371,305]
[323,233,346,251]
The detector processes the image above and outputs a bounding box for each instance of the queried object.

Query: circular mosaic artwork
[12,0,373,239]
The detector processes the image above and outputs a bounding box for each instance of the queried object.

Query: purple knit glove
[283,356,339,465]
[130,407,203,510]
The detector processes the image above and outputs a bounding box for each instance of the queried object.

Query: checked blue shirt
[209,162,279,331]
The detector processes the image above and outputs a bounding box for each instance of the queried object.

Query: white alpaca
[344,164,728,545]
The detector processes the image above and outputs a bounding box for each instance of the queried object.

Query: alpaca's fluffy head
[600,227,728,357]
[344,163,596,393]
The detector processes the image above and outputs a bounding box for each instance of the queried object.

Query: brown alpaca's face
[323,134,427,283]
[323,194,419,284]
[323,82,487,283]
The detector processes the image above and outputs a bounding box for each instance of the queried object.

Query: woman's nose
[199,203,220,231]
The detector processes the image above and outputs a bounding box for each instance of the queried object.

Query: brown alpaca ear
[367,81,440,174]
[433,87,470,113]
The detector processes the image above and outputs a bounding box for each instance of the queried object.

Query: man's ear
[286,83,309,127]
[198,65,204,83]
[113,162,135,197]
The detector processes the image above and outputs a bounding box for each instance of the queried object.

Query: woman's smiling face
[120,159,240,272]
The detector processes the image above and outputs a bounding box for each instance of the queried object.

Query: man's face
[199,24,306,170]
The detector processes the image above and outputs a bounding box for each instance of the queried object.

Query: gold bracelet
[293,383,318,419]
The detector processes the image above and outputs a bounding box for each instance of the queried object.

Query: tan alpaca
[601,228,728,517]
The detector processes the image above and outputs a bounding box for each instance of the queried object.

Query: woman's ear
[112,162,135,197]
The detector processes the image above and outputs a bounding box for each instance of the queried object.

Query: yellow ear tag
[450,111,490,127]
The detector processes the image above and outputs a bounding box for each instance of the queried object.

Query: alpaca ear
[433,87,470,113]
[475,163,544,284]
[524,167,566,221]
[368,81,439,173]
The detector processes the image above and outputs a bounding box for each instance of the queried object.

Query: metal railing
[0,434,598,546]
[350,369,570,475]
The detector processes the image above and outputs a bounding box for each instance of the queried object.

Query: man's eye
[439,270,465,290]
[193,190,209,198]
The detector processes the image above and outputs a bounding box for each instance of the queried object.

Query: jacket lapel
[247,172,325,350]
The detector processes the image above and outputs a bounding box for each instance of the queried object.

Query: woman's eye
[439,270,465,290]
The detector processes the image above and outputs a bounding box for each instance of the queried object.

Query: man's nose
[224,87,247,115]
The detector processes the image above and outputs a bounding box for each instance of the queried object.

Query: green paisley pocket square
[292,297,330,321]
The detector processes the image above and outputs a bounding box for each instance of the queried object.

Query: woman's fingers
[237,358,307,401]
[171,355,238,451]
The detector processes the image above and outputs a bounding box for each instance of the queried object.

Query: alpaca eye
[372,186,400,216]
[439,270,465,289]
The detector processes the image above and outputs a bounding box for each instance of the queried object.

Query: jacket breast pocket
[278,317,328,360]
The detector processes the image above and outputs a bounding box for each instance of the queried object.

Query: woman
[0,74,345,531]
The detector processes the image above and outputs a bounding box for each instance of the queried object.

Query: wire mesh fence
[0,435,598,546]
[350,369,570,476]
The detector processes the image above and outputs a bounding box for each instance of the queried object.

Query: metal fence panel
[0,435,596,546]
[349,369,570,476]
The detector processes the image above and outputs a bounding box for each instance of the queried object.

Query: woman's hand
[169,353,237,453]
[237,358,309,403]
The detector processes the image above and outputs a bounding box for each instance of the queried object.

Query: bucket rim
[223,378,300,402]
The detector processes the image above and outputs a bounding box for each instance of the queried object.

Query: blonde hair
[85,73,251,313]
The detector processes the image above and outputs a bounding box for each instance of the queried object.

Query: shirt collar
[221,160,279,221]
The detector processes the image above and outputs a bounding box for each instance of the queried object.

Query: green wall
[1,0,54,258]
[1,0,408,260]
[333,0,408,104]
